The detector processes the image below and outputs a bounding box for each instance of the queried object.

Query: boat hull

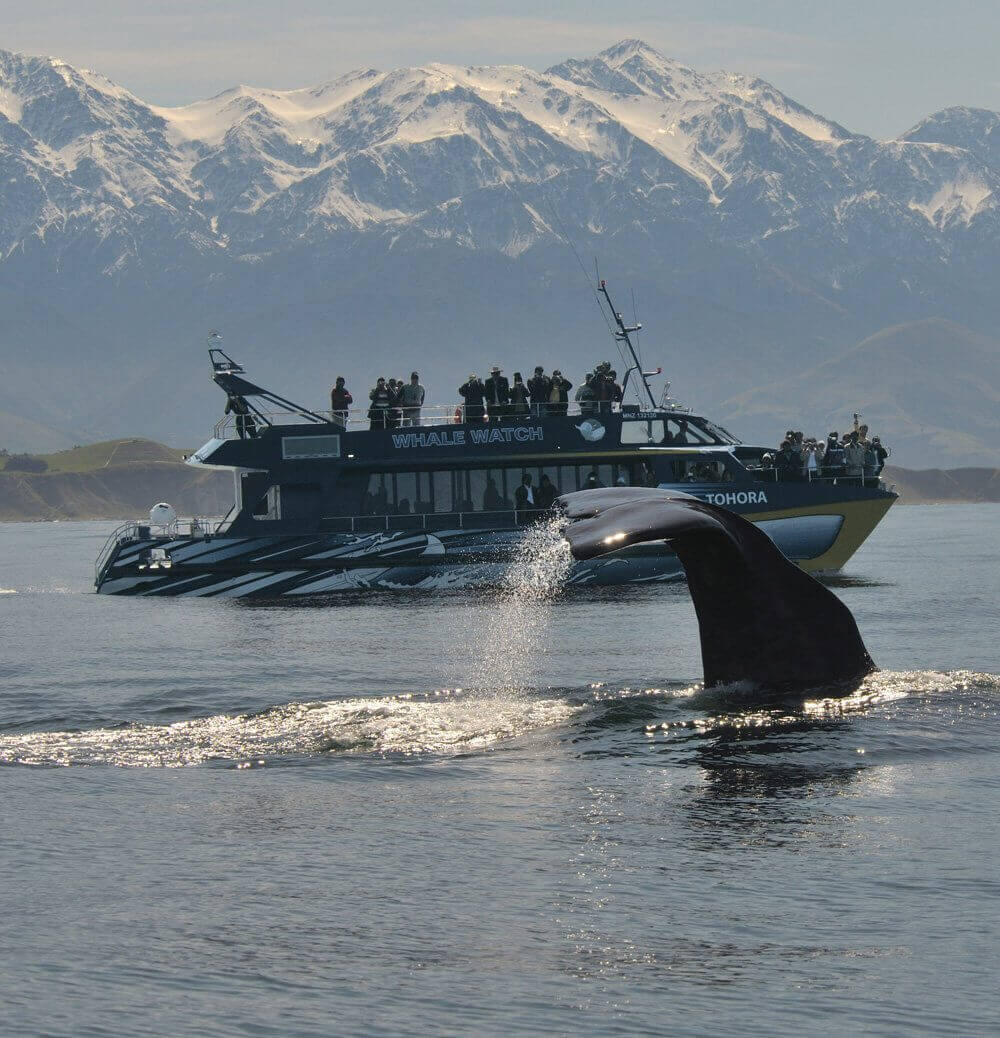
[95,495,894,597]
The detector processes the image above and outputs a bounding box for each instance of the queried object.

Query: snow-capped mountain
[0,40,998,465]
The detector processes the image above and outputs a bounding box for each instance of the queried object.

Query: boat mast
[597,279,657,409]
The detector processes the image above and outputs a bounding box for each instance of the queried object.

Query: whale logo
[576,418,606,442]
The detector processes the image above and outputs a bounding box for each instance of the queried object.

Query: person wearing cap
[459,372,486,423]
[548,369,573,416]
[484,365,510,422]
[400,371,425,427]
[527,366,551,418]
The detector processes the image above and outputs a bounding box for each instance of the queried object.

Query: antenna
[597,279,657,409]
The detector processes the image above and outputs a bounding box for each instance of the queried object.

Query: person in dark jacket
[584,470,604,490]
[534,473,558,510]
[872,436,889,474]
[527,366,551,417]
[822,431,845,478]
[548,370,572,416]
[330,377,352,428]
[514,473,535,512]
[607,369,623,406]
[459,373,486,423]
[225,394,257,439]
[484,366,510,422]
[368,377,393,430]
[509,372,530,417]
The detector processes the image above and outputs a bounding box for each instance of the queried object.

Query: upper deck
[194,401,744,471]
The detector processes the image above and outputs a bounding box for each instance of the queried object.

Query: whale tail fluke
[559,488,876,694]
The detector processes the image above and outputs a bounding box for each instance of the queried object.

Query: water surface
[1,506,998,1035]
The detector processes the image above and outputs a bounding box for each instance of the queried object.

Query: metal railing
[318,508,555,535]
[212,401,636,439]
[94,516,229,583]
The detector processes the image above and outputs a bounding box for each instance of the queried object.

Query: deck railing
[211,401,649,439]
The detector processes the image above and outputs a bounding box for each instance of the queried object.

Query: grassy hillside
[718,318,1000,469]
[0,439,230,520]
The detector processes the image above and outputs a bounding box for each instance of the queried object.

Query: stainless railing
[212,401,637,439]
[317,507,555,535]
[94,516,229,583]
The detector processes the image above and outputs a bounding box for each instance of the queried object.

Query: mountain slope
[0,40,998,461]
[720,318,1000,466]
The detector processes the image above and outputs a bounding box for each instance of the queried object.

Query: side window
[621,420,665,444]
[364,473,389,515]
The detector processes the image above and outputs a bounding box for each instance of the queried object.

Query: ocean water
[1,506,998,1036]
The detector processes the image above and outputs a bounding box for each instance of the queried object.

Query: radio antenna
[597,279,657,409]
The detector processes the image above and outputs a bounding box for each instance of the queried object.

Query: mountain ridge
[0,40,998,466]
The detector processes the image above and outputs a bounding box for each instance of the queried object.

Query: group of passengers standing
[330,373,427,430]
[330,363,628,430]
[458,366,573,423]
[764,420,889,483]
[458,363,625,423]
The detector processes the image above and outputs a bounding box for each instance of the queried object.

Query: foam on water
[0,690,584,767]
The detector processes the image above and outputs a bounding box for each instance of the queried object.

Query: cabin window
[282,434,341,460]
[665,419,714,445]
[621,419,665,445]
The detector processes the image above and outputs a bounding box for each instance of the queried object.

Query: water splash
[0,690,583,768]
[461,516,573,696]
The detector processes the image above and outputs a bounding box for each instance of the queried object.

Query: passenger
[534,474,557,510]
[459,373,486,423]
[822,432,845,478]
[548,370,572,416]
[842,433,865,483]
[642,462,658,488]
[607,369,623,406]
[527,366,551,417]
[383,379,402,429]
[330,376,353,428]
[775,439,799,481]
[863,439,878,483]
[225,394,257,439]
[484,366,510,422]
[509,372,530,418]
[872,436,889,474]
[615,473,627,486]
[584,470,604,490]
[804,440,820,480]
[576,373,598,416]
[514,473,535,512]
[401,371,425,427]
[594,362,613,412]
[483,476,504,511]
[368,377,393,430]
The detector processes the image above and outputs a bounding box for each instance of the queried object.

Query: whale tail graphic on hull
[558,488,876,694]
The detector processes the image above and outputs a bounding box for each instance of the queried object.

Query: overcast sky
[2,0,997,138]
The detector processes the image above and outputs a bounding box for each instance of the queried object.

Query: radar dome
[149,502,177,527]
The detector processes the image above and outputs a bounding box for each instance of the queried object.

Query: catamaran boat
[94,285,897,597]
